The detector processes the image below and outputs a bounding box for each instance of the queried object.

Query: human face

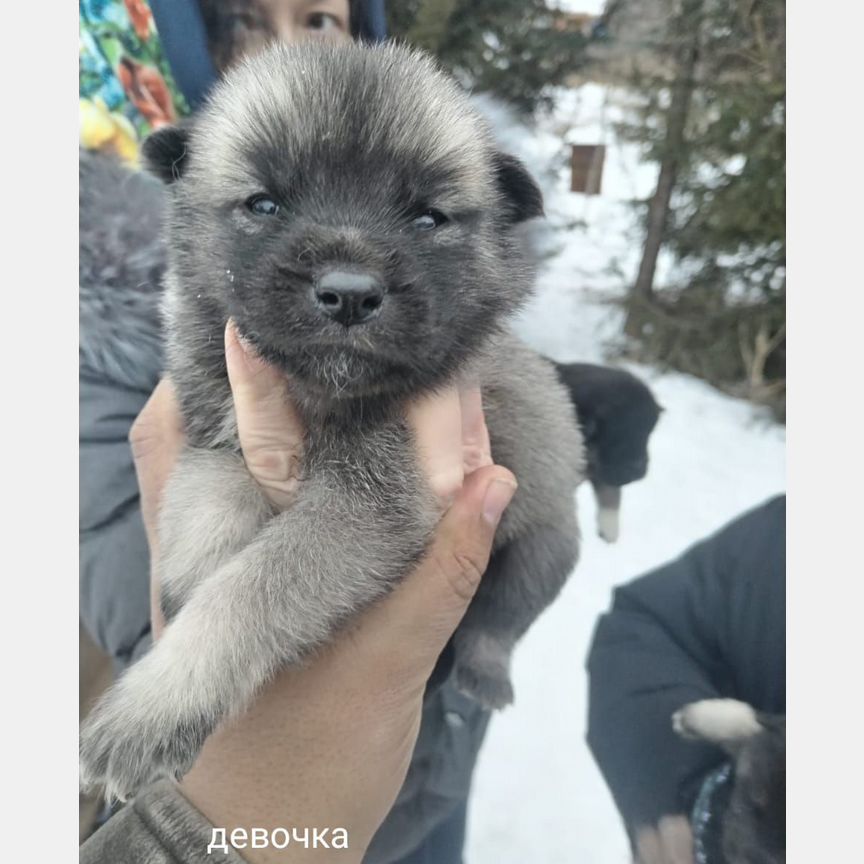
[204,0,351,72]
[256,0,350,45]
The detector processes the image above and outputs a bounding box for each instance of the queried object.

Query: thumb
[225,320,305,510]
[360,465,517,680]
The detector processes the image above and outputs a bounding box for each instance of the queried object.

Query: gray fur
[80,41,584,801]
[79,149,166,392]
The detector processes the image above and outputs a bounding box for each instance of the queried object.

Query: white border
[787,0,864,861]
[1,2,80,857]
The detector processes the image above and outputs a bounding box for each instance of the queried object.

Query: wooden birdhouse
[570,144,606,195]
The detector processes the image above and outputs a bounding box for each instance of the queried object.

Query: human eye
[305,11,345,35]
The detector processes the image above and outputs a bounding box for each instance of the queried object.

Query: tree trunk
[626,1,703,337]
[408,0,459,54]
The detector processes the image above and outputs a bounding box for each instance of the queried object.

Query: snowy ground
[464,86,786,862]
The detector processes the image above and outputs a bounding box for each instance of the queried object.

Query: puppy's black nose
[314,271,384,326]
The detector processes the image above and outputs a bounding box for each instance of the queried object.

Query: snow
[464,85,786,862]
[553,0,608,16]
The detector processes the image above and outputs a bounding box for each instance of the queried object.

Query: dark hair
[199,0,387,73]
[349,0,387,42]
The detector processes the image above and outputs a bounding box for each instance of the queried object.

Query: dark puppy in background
[80,41,584,801]
[553,362,661,542]
[674,699,786,864]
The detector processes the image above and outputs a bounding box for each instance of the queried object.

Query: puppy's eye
[246,195,279,216]
[412,209,448,231]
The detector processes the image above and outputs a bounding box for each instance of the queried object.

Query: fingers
[634,827,665,864]
[358,465,517,681]
[225,320,305,510]
[129,378,185,638]
[129,378,185,551]
[634,817,695,864]
[408,383,493,507]
[407,386,465,506]
[656,816,695,864]
[460,386,493,474]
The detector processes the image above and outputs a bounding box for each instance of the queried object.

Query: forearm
[179,660,394,864]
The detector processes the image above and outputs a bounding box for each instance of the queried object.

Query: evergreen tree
[618,0,785,416]
[388,0,589,114]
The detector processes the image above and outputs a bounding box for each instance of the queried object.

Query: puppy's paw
[453,631,515,710]
[672,706,691,738]
[597,506,620,543]
[673,698,761,744]
[455,661,514,710]
[80,682,212,802]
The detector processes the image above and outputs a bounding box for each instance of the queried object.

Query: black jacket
[586,496,785,833]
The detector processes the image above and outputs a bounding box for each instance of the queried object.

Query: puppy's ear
[142,124,191,184]
[579,414,598,442]
[493,152,544,223]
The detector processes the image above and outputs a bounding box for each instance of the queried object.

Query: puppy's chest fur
[165,285,583,555]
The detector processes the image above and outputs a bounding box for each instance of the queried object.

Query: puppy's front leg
[157,447,275,620]
[593,481,622,544]
[80,470,433,801]
[453,520,579,709]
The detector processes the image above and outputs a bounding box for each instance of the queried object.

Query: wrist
[181,770,369,864]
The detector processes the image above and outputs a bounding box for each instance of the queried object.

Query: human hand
[634,815,695,864]
[129,321,515,860]
[131,321,493,634]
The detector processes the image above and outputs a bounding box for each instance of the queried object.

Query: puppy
[553,362,660,542]
[674,699,785,864]
[79,41,584,801]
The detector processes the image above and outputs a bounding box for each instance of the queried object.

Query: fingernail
[223,318,248,350]
[483,478,517,526]
[236,332,255,355]
[225,321,264,376]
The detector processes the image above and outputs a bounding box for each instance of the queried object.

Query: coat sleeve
[79,373,154,669]
[80,781,246,863]
[585,496,785,832]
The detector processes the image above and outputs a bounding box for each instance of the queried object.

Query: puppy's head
[582,374,660,487]
[556,363,661,487]
[144,41,542,403]
[588,394,660,487]
[674,699,785,864]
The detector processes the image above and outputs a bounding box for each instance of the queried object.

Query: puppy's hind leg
[453,521,578,710]
[157,447,275,620]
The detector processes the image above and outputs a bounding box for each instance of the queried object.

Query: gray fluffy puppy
[80,41,584,801]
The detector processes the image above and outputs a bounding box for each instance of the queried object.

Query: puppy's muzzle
[313,270,384,327]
